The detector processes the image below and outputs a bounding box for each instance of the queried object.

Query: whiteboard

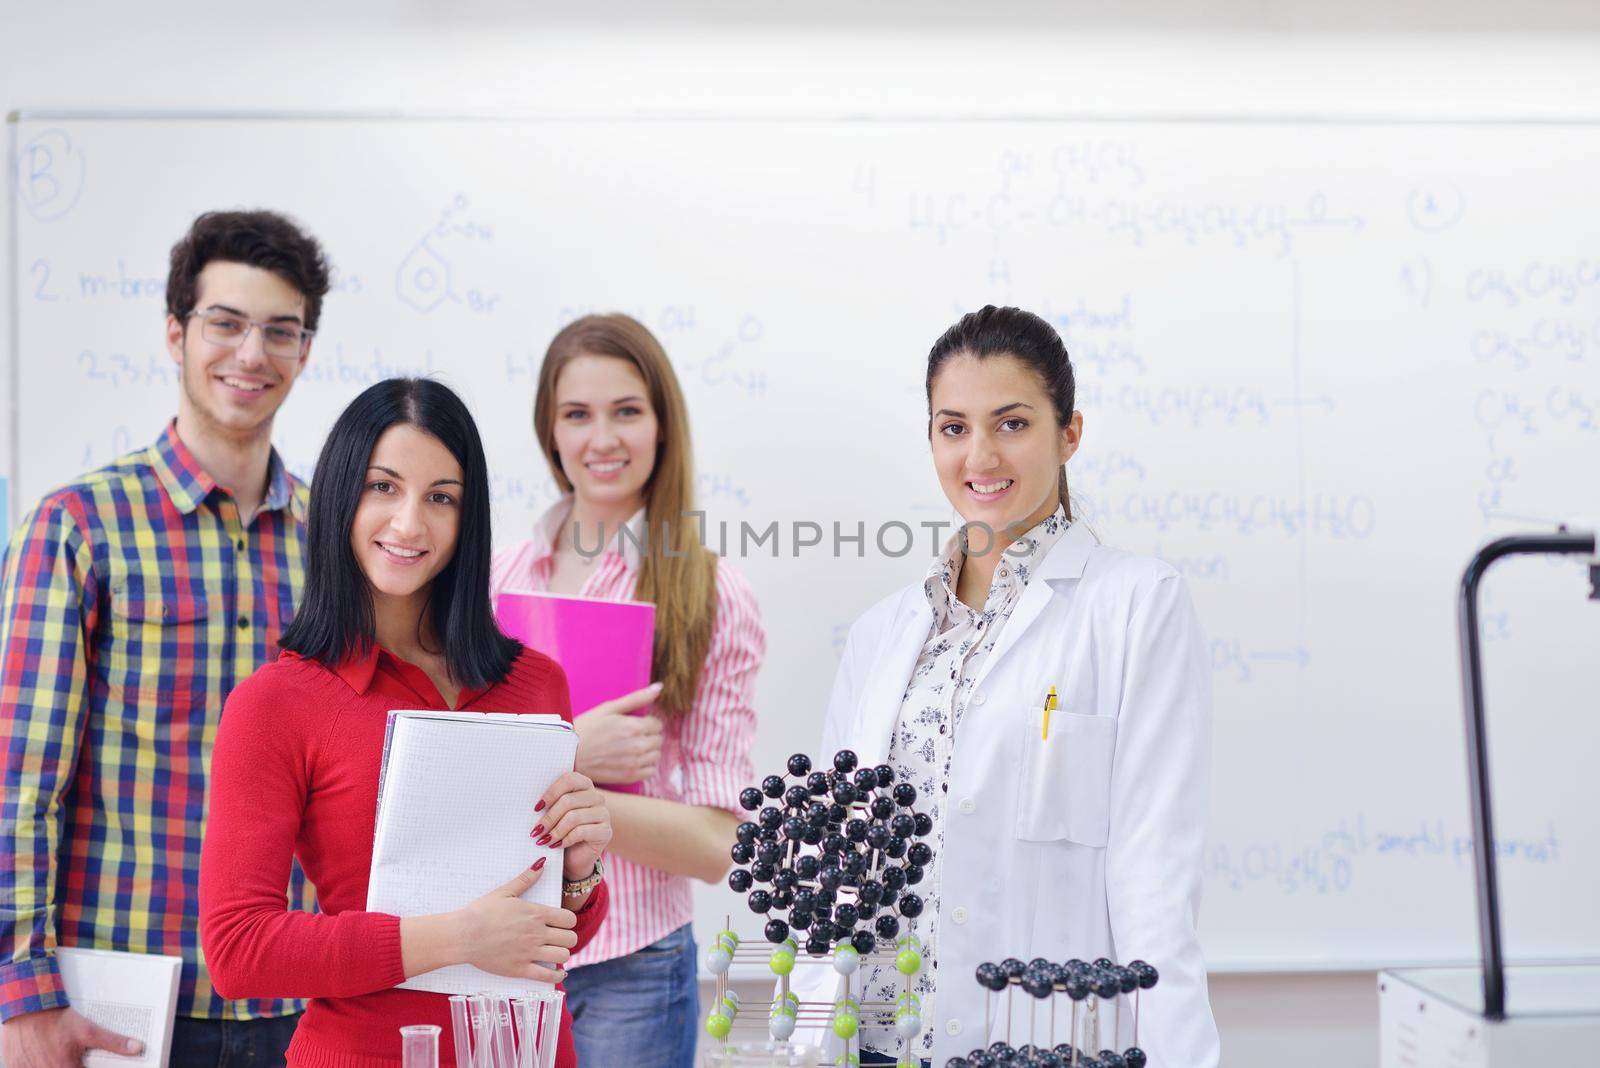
[9,115,1599,971]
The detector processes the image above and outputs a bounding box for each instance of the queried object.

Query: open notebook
[367,710,577,997]
[0,948,182,1068]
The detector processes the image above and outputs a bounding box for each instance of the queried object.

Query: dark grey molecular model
[945,957,1160,1068]
[704,750,939,1061]
[727,749,934,958]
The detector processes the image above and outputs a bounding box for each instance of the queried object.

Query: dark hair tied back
[926,304,1077,519]
[280,378,520,688]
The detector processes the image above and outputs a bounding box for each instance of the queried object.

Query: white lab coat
[792,521,1221,1067]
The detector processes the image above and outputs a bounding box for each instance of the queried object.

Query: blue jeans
[564,924,697,1068]
[169,1015,300,1068]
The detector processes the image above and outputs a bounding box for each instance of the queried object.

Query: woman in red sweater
[200,378,610,1068]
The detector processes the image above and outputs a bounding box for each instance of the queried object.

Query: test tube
[513,997,536,1068]
[448,996,473,1068]
[536,992,566,1068]
[513,991,565,1068]
[490,997,517,1068]
[470,995,497,1068]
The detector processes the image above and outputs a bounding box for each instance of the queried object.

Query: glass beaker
[400,1024,441,1068]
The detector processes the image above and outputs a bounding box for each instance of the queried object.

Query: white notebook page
[366,710,577,996]
[0,949,183,1068]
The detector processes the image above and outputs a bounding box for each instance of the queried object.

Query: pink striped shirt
[490,498,763,965]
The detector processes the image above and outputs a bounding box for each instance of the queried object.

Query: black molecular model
[703,750,938,1063]
[946,957,1160,1068]
[727,748,933,958]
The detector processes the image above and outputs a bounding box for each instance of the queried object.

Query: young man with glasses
[0,211,329,1068]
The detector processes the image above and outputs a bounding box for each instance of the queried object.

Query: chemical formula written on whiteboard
[874,144,1365,257]
[1207,815,1560,897]
[395,194,502,316]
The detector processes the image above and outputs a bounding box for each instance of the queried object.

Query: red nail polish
[532,857,546,871]
[535,800,546,812]
[532,824,544,837]
[537,834,552,846]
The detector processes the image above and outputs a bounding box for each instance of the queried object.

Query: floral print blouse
[858,506,1070,1058]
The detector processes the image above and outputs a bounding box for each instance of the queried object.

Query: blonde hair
[533,314,719,716]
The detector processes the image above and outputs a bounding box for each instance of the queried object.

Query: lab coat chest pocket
[1015,708,1117,845]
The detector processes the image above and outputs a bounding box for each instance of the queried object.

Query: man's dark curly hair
[166,210,332,332]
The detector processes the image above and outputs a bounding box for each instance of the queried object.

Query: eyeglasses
[186,309,314,361]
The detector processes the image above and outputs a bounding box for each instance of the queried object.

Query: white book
[366,710,577,997]
[0,948,182,1068]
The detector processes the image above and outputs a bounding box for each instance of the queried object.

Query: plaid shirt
[0,422,311,1022]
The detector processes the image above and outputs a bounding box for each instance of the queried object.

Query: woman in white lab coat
[798,306,1220,1068]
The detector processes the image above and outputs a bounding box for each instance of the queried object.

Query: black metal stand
[1457,529,1597,1020]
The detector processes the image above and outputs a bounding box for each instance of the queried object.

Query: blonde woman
[491,314,764,1068]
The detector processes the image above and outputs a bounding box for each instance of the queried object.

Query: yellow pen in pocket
[1041,685,1058,740]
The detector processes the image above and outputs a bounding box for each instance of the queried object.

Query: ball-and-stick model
[703,750,938,1061]
[947,958,1159,1067]
[724,750,933,959]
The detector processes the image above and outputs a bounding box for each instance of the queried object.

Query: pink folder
[495,589,656,793]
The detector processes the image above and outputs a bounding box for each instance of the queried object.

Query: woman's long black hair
[281,377,521,688]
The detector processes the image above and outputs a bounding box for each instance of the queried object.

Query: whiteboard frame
[11,108,1600,124]
[6,115,22,519]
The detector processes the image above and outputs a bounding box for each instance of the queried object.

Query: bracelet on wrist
[562,858,604,897]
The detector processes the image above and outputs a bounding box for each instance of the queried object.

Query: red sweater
[200,646,607,1068]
